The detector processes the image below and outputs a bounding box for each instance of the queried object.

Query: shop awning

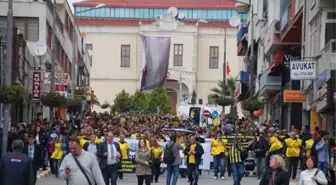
[268,50,286,74]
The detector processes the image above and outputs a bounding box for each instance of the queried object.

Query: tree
[111,89,133,113]
[210,77,236,107]
[130,90,148,113]
[147,88,171,113]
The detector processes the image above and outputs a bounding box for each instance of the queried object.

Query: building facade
[237,0,335,135]
[0,0,91,122]
[74,0,246,113]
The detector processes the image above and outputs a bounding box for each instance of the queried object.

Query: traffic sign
[211,111,219,118]
[203,110,211,118]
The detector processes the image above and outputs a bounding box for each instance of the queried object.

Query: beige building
[74,0,244,113]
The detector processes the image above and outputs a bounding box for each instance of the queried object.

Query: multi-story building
[74,0,246,113]
[238,0,335,134]
[0,0,91,122]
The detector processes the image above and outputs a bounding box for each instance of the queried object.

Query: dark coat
[259,168,290,185]
[183,143,204,165]
[0,150,34,185]
[97,141,121,169]
[23,144,42,172]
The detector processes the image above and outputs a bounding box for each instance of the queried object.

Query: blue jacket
[316,141,329,162]
[0,150,34,185]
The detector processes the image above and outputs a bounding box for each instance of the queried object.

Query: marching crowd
[0,111,335,185]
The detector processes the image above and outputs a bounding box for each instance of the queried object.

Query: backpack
[163,143,175,165]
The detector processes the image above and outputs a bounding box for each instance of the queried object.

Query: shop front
[314,70,335,131]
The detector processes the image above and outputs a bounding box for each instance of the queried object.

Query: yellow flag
[120,117,126,124]
[213,117,220,126]
[172,121,179,127]
[131,116,137,121]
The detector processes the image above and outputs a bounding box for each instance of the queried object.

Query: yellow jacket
[285,138,302,157]
[269,136,283,152]
[305,139,314,158]
[211,138,226,155]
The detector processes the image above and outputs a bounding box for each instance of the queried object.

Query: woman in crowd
[259,155,290,185]
[135,139,153,185]
[150,137,163,183]
[50,135,66,177]
[298,156,328,185]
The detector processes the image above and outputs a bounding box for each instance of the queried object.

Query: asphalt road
[36,171,299,185]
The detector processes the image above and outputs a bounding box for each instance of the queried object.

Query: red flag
[226,61,231,76]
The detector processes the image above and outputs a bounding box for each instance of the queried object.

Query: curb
[37,169,51,181]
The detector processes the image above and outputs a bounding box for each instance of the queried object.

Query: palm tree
[210,77,236,107]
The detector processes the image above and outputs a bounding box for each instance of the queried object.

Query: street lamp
[196,19,208,25]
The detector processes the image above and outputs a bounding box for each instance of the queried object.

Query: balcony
[235,0,250,14]
[280,0,303,43]
[237,26,248,56]
[318,39,336,72]
[259,70,282,98]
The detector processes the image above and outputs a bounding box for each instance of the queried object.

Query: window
[12,17,39,41]
[209,46,219,69]
[309,14,322,56]
[173,44,183,66]
[65,13,73,41]
[207,95,216,105]
[121,45,130,67]
[86,43,93,50]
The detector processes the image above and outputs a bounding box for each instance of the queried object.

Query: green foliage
[242,96,264,112]
[0,85,29,104]
[210,77,236,107]
[130,90,148,113]
[66,97,83,113]
[111,89,133,113]
[41,93,67,108]
[146,88,171,113]
[111,88,171,114]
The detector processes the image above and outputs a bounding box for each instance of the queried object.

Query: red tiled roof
[75,18,232,28]
[73,0,236,9]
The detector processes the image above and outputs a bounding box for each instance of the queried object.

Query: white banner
[114,138,211,170]
[290,60,316,80]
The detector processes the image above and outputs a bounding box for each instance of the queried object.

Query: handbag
[72,155,96,185]
[313,169,322,185]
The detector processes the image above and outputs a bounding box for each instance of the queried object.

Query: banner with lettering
[114,138,211,172]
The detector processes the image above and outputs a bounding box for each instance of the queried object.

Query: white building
[0,0,91,120]
[74,0,245,113]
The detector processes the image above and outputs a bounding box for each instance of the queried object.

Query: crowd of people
[0,111,335,185]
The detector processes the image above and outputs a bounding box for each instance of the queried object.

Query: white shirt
[35,134,40,145]
[299,168,328,185]
[107,142,117,165]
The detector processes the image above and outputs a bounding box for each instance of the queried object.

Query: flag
[140,35,171,90]
[226,61,231,76]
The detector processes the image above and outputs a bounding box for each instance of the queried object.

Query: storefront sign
[283,90,307,103]
[44,72,70,85]
[32,70,41,100]
[290,60,316,80]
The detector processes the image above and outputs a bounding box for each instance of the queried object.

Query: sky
[67,0,84,12]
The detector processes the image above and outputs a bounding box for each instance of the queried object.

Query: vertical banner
[32,68,41,101]
[140,35,171,90]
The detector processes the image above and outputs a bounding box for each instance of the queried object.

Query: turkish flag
[226,61,231,76]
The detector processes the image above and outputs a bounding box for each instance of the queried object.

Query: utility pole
[178,73,182,106]
[72,28,76,98]
[223,29,227,86]
[49,0,57,127]
[1,0,13,157]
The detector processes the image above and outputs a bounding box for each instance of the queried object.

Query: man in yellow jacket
[211,133,227,179]
[285,131,302,180]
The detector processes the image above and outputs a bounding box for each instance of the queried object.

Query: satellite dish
[229,16,241,27]
[34,42,47,56]
[167,7,178,17]
[177,13,185,20]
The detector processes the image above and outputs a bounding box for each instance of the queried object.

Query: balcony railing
[259,70,282,90]
[322,39,336,54]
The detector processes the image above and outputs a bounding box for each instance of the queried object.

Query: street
[36,171,299,185]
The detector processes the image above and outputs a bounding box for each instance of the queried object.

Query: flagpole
[223,28,227,85]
